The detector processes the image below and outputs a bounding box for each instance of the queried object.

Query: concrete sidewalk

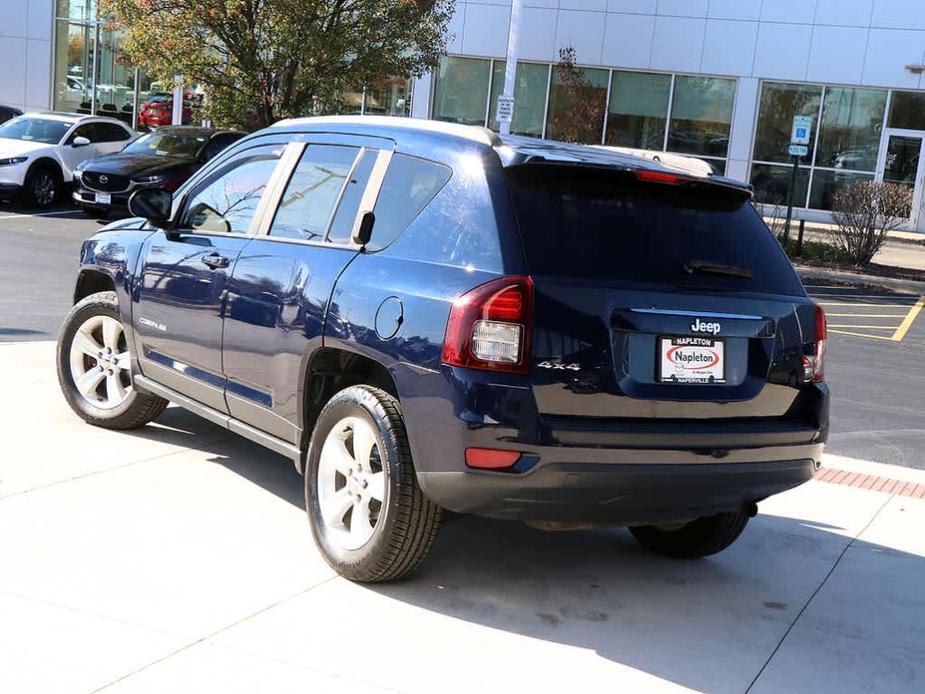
[1,342,923,694]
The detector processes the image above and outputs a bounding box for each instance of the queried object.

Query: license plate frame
[658,336,726,384]
[95,192,111,205]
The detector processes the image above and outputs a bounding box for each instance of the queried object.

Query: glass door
[875,129,925,228]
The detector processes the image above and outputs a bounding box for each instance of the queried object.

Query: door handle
[201,252,230,269]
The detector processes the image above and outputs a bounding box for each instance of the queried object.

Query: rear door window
[507,165,804,296]
[368,154,451,251]
[270,145,359,242]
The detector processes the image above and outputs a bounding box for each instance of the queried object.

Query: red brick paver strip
[818,467,925,499]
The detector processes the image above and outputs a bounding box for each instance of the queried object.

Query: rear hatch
[507,163,824,446]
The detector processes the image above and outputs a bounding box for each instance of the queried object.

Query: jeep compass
[56,117,828,582]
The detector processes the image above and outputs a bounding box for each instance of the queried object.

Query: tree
[546,47,607,144]
[100,0,454,130]
[830,181,912,266]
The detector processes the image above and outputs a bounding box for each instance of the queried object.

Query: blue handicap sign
[796,127,807,139]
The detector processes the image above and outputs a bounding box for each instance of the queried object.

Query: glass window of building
[431,56,491,126]
[667,76,735,159]
[545,64,609,144]
[54,21,96,113]
[809,170,874,211]
[750,163,811,207]
[488,61,548,137]
[338,86,365,115]
[888,91,925,130]
[814,87,887,172]
[56,1,96,21]
[753,82,823,164]
[605,71,671,150]
[365,78,413,117]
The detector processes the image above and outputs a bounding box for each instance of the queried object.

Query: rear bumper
[419,456,819,524]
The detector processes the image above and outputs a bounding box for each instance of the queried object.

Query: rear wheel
[57,291,168,429]
[24,165,59,209]
[305,385,441,582]
[629,511,749,558]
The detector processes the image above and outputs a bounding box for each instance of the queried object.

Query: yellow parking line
[892,296,925,342]
[828,329,897,341]
[825,313,909,317]
[816,302,916,307]
[828,324,898,329]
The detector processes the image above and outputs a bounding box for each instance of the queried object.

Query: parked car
[56,117,828,582]
[0,105,23,125]
[0,112,136,208]
[138,94,194,128]
[73,127,245,217]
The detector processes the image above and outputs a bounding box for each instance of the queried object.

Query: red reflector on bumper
[465,448,521,470]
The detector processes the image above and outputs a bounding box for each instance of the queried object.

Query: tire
[24,165,60,209]
[305,385,441,582]
[56,291,168,429]
[629,511,749,559]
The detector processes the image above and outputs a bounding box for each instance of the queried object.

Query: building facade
[4,1,925,230]
[410,0,925,231]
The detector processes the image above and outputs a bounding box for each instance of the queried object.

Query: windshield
[123,131,206,158]
[0,118,71,145]
[508,164,804,297]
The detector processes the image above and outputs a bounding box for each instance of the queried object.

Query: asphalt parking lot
[1,208,925,692]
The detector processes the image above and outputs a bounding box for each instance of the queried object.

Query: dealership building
[5,0,925,230]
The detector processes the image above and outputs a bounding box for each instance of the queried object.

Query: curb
[795,265,925,294]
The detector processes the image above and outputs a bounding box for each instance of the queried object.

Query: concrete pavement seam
[0,434,229,502]
[88,576,342,694]
[743,493,894,693]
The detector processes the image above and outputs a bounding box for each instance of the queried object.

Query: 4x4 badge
[538,361,581,371]
[690,319,721,335]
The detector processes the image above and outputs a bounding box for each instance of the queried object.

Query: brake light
[441,276,533,374]
[802,304,827,383]
[636,170,688,185]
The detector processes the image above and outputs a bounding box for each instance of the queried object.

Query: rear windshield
[508,165,804,296]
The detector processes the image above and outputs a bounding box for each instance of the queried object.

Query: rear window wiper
[683,260,753,279]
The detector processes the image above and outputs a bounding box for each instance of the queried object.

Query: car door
[221,136,392,444]
[59,123,108,177]
[133,143,287,412]
[95,121,135,155]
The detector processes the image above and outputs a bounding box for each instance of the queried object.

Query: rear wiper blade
[683,260,753,279]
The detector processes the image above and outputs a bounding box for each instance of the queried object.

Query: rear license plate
[95,193,111,205]
[659,336,726,384]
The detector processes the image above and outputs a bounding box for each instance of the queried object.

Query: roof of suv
[272,115,751,195]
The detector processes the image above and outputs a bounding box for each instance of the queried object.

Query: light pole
[498,0,523,135]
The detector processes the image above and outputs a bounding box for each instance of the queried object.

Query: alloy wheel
[68,315,132,410]
[317,416,386,550]
[33,173,55,207]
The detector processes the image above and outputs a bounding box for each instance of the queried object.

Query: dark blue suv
[56,117,829,582]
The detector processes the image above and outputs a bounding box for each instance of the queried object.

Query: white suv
[0,112,136,209]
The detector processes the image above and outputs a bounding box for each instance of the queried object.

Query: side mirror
[128,188,173,228]
[71,136,91,148]
[351,210,375,247]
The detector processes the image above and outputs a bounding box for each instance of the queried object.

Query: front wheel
[25,166,59,209]
[629,511,749,558]
[305,385,441,582]
[56,291,168,429]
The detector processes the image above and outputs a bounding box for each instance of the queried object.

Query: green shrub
[780,238,852,263]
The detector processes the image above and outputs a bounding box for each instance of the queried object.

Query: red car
[138,94,194,128]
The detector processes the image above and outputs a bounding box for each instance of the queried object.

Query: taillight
[802,304,827,383]
[441,276,533,374]
[636,170,688,185]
